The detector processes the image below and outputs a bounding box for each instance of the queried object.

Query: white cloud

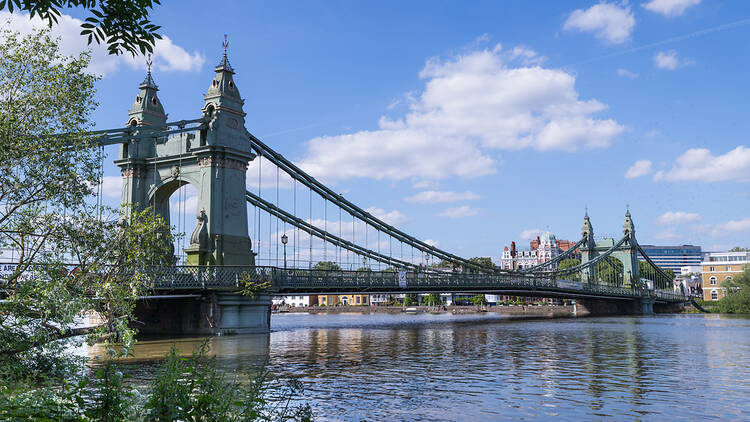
[519,229,542,240]
[643,0,701,17]
[436,206,480,219]
[656,211,701,225]
[563,3,635,44]
[404,190,480,204]
[617,68,638,78]
[365,206,408,226]
[412,180,439,190]
[93,176,121,198]
[654,229,681,241]
[654,146,750,182]
[424,239,441,247]
[654,50,690,70]
[1,11,204,76]
[297,44,623,183]
[703,217,750,238]
[625,160,652,179]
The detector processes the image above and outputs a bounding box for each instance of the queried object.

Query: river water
[102,313,750,421]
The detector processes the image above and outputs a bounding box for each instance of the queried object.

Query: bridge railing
[115,265,684,302]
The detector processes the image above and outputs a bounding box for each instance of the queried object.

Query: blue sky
[5,0,750,263]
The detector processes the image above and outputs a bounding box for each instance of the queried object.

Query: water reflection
[110,313,750,421]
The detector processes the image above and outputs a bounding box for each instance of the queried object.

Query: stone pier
[133,292,271,335]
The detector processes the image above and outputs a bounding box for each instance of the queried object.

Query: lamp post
[362,255,367,270]
[281,233,288,269]
[424,253,430,270]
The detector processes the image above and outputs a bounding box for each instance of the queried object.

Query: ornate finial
[585,205,588,218]
[216,34,234,72]
[140,53,157,89]
[626,203,631,216]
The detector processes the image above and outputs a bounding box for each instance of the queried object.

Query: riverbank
[277,304,574,317]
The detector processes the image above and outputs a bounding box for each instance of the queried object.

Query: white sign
[0,263,18,277]
[398,271,407,288]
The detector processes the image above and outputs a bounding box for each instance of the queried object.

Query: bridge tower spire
[116,40,256,266]
[580,211,596,284]
[621,208,640,288]
[118,55,168,213]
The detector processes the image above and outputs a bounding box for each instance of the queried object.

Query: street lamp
[424,253,430,269]
[281,233,288,269]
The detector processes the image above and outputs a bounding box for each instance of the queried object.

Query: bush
[716,288,750,314]
[0,341,313,422]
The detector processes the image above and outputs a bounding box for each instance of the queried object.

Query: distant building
[500,241,538,270]
[272,295,316,307]
[501,232,580,271]
[369,294,392,306]
[701,251,750,301]
[317,294,369,306]
[637,245,702,275]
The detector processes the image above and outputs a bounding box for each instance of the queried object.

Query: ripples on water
[110,313,750,421]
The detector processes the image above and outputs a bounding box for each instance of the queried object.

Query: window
[726,266,731,271]
[710,276,717,285]
[711,290,718,301]
[709,266,715,272]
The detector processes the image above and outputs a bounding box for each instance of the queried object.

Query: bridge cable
[246,191,418,269]
[245,131,495,273]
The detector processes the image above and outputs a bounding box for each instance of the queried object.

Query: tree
[470,294,487,306]
[557,258,581,281]
[0,25,173,388]
[403,293,418,306]
[717,265,750,313]
[1,0,162,55]
[469,257,497,271]
[424,293,442,306]
[312,261,342,271]
[558,258,580,271]
[729,247,750,252]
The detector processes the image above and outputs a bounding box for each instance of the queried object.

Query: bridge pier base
[216,293,272,335]
[574,298,657,316]
[133,292,271,336]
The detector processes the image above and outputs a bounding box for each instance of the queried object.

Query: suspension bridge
[83,47,684,334]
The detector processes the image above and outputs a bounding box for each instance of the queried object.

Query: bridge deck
[138,266,685,303]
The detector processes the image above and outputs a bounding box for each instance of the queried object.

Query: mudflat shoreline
[276,304,574,318]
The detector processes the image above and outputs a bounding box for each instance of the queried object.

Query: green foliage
[558,258,580,271]
[424,293,442,306]
[597,257,623,285]
[1,0,162,56]
[0,342,314,421]
[0,26,173,385]
[717,265,750,314]
[403,293,418,306]
[729,246,750,252]
[468,256,497,272]
[312,261,342,271]
[558,258,581,280]
[356,266,372,272]
[469,295,487,306]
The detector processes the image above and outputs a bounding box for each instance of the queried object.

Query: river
[97,313,750,421]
